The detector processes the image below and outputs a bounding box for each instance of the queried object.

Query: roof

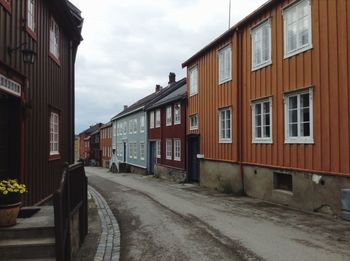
[146,80,187,110]
[79,123,102,136]
[111,77,187,121]
[182,0,279,67]
[100,122,112,130]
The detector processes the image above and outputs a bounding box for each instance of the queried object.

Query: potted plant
[0,179,27,227]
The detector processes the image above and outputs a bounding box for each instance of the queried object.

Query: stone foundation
[129,165,148,175]
[154,164,186,183]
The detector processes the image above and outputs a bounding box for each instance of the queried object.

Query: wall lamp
[8,42,36,64]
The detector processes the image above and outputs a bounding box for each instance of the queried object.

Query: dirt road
[86,167,350,261]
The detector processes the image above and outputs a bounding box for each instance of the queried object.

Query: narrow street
[86,167,350,261]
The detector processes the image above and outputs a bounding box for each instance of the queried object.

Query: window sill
[219,139,232,144]
[284,44,313,59]
[174,158,181,161]
[0,0,11,13]
[49,53,61,66]
[189,92,198,97]
[174,122,181,125]
[252,60,272,72]
[252,139,273,144]
[284,138,314,144]
[49,154,61,161]
[166,124,172,127]
[166,157,172,160]
[219,78,232,85]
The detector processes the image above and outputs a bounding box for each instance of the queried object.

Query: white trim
[155,109,161,128]
[189,64,198,96]
[251,18,272,71]
[189,113,199,130]
[283,0,313,59]
[284,87,314,144]
[140,115,145,133]
[150,111,155,129]
[156,140,161,158]
[0,74,21,97]
[166,106,172,126]
[219,107,232,143]
[251,97,273,144]
[174,103,181,125]
[174,139,181,161]
[218,44,232,85]
[166,139,172,160]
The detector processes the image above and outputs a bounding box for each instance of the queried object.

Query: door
[0,93,20,180]
[187,135,200,182]
[149,141,156,174]
[123,142,127,162]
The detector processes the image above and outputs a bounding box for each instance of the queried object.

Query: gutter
[111,106,144,121]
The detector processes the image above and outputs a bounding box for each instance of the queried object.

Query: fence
[53,162,88,261]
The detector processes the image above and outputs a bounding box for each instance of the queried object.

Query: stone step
[0,226,55,240]
[0,237,55,260]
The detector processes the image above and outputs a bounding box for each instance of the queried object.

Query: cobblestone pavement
[89,185,120,261]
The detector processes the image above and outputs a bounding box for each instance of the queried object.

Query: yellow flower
[3,190,8,195]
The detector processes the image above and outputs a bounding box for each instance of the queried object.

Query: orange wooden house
[100,122,112,168]
[182,0,350,215]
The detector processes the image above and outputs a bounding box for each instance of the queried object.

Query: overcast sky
[70,0,267,133]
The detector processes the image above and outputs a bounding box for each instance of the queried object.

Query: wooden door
[188,135,200,182]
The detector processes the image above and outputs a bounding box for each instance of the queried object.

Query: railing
[54,162,88,261]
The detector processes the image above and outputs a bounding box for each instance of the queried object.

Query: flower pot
[0,202,21,227]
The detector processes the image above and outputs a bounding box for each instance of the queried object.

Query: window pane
[264,126,270,137]
[300,93,309,108]
[255,115,261,127]
[226,129,230,139]
[301,122,310,136]
[301,107,310,122]
[289,96,297,109]
[256,127,262,138]
[289,123,298,137]
[263,102,270,113]
[255,104,261,115]
[264,113,270,126]
[289,109,298,123]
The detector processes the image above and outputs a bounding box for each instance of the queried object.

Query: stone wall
[154,164,186,183]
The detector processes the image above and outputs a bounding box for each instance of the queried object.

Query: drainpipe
[236,27,245,194]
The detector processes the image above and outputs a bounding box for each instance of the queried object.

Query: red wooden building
[0,0,83,205]
[182,0,350,215]
[146,77,187,181]
[100,122,112,168]
[78,123,102,161]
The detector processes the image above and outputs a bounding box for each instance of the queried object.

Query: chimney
[168,72,176,84]
[124,105,128,110]
[155,84,162,92]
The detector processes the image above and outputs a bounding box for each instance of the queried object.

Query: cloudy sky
[70,0,267,133]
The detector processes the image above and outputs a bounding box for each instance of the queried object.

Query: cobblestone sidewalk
[89,185,120,261]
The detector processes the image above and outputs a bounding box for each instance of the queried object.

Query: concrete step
[0,226,55,240]
[0,237,55,260]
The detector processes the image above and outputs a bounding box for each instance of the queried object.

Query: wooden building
[89,128,101,166]
[0,0,83,205]
[78,123,102,161]
[146,77,187,181]
[182,0,350,215]
[100,122,112,168]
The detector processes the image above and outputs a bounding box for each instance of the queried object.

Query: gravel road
[85,167,350,261]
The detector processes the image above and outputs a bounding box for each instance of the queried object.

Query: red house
[78,123,102,161]
[146,77,187,181]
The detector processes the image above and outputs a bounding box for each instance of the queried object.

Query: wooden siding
[186,0,350,176]
[0,0,79,205]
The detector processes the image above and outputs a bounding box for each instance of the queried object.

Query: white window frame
[155,109,161,128]
[166,139,172,160]
[134,118,138,134]
[174,103,181,125]
[50,111,59,156]
[283,0,312,58]
[156,140,161,158]
[140,116,145,133]
[129,143,132,159]
[129,120,133,134]
[49,17,60,60]
[251,19,272,71]
[219,107,232,143]
[150,111,155,129]
[140,142,145,160]
[284,88,313,144]
[166,106,172,126]
[189,114,198,130]
[123,121,127,135]
[134,142,138,159]
[218,44,232,84]
[27,0,36,33]
[174,139,181,161]
[189,65,198,96]
[251,97,273,144]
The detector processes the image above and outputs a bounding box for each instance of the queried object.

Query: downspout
[236,27,245,195]
[69,40,75,164]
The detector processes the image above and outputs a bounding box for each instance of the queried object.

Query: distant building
[90,129,101,166]
[0,0,83,205]
[74,135,80,162]
[146,78,187,181]
[100,122,112,168]
[78,123,102,161]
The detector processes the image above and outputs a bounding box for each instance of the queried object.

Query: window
[134,119,138,133]
[166,106,172,126]
[284,88,313,143]
[27,0,36,35]
[134,143,138,159]
[140,116,145,132]
[50,111,59,156]
[140,142,145,160]
[251,19,271,70]
[49,18,60,61]
[274,172,293,192]
[123,121,127,135]
[129,143,132,159]
[218,45,232,84]
[0,0,11,12]
[155,109,161,128]
[166,139,172,160]
[189,114,198,130]
[174,139,181,161]
[283,0,312,58]
[174,103,181,125]
[156,140,161,158]
[252,98,272,143]
[189,65,198,96]
[219,107,232,143]
[150,111,154,129]
[129,120,133,134]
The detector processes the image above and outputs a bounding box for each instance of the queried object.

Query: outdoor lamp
[8,42,36,64]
